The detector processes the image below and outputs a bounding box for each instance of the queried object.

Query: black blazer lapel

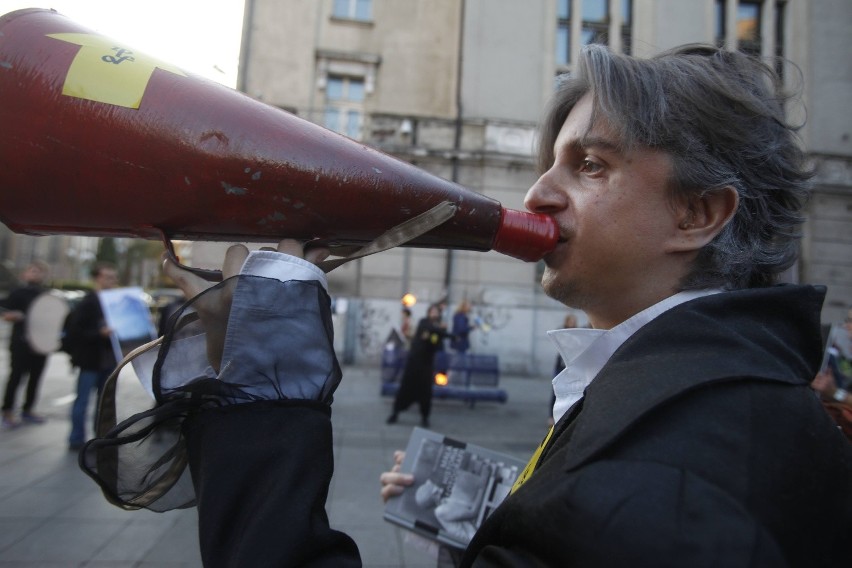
[553,285,825,473]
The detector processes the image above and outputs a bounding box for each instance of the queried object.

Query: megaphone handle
[316,201,458,272]
[154,202,456,282]
[159,231,224,283]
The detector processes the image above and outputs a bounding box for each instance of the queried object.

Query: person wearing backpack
[67,263,118,451]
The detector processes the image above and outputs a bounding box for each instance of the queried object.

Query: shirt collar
[548,289,723,423]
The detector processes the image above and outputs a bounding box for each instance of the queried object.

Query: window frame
[332,0,372,22]
[324,74,366,140]
[555,0,631,69]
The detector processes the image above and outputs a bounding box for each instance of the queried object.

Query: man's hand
[1,310,24,323]
[811,368,838,398]
[380,450,414,502]
[162,244,248,373]
[162,240,330,297]
[163,243,250,299]
[161,239,330,377]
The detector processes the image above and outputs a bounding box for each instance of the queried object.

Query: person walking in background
[67,262,118,451]
[1,261,50,429]
[449,300,476,355]
[387,303,450,428]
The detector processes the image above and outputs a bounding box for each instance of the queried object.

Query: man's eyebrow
[574,134,622,154]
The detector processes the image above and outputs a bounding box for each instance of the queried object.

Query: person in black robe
[387,303,449,428]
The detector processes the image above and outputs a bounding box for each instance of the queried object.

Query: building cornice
[809,154,852,192]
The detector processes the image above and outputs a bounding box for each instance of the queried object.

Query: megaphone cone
[0,8,557,262]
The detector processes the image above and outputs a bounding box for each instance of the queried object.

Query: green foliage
[96,237,119,265]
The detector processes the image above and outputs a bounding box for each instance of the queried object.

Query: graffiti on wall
[471,305,512,347]
[358,300,395,359]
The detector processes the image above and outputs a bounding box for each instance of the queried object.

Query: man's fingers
[393,450,406,466]
[305,246,330,265]
[380,471,414,487]
[381,484,407,502]
[162,253,211,299]
[379,471,415,503]
[276,239,305,258]
[222,244,249,279]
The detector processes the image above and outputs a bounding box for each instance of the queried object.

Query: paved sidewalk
[0,348,552,567]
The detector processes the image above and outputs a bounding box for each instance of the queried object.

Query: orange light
[401,293,417,307]
[434,372,448,386]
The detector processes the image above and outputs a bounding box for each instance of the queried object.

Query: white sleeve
[239,250,328,293]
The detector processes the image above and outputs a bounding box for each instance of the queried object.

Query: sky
[0,1,246,86]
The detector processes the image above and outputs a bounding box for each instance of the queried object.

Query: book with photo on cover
[383,427,526,549]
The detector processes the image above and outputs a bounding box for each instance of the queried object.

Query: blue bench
[380,347,507,406]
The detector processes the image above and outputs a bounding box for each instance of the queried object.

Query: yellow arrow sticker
[47,33,186,109]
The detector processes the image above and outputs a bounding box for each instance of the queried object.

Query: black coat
[464,285,852,567]
[69,291,116,370]
[0,283,44,347]
[184,285,852,567]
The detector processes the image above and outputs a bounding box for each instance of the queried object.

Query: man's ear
[666,186,739,253]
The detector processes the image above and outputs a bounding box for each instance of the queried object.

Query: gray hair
[537,44,812,290]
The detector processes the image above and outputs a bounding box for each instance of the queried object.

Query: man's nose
[524,172,566,214]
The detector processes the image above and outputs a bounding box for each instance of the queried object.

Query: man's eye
[579,159,602,173]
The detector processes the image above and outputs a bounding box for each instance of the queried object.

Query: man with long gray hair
[380,44,851,566]
[86,44,851,566]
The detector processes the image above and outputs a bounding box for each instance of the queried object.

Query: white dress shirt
[548,289,722,423]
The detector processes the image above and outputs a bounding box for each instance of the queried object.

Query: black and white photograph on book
[384,427,525,549]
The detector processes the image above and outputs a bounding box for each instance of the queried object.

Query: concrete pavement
[0,342,552,567]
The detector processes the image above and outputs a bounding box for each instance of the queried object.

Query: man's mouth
[543,231,569,259]
[542,235,568,266]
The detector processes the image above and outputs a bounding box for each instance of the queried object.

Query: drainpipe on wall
[444,0,466,305]
[236,0,255,93]
[307,0,325,122]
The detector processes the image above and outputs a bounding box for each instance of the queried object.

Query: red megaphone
[0,8,557,263]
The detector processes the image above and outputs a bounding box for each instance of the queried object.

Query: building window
[325,75,365,140]
[581,0,610,47]
[715,0,724,46]
[556,0,571,66]
[333,0,372,22]
[315,50,379,133]
[556,0,631,66]
[736,0,762,56]
[774,0,786,77]
[717,0,786,61]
